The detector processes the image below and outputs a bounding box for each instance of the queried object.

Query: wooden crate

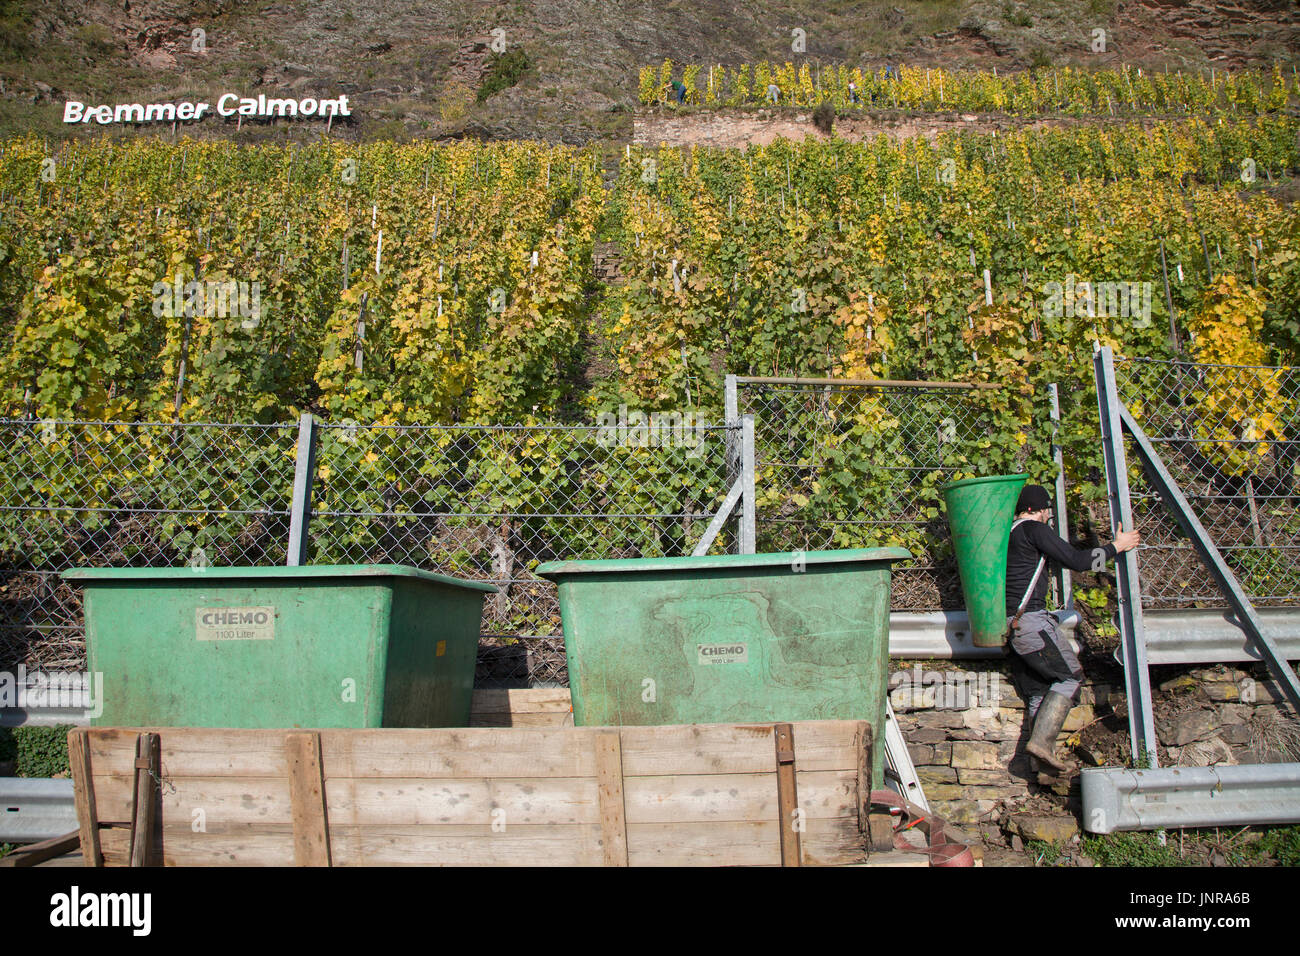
[69,719,876,867]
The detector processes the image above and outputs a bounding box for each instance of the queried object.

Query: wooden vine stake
[68,729,103,867]
[129,732,161,867]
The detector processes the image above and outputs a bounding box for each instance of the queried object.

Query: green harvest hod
[62,565,495,728]
[939,474,1029,647]
[536,547,910,788]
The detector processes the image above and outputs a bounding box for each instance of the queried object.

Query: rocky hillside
[1,0,1297,143]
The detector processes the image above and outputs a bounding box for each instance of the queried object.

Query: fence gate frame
[1094,346,1300,770]
[1094,348,1160,768]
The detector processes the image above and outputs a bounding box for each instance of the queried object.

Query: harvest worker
[1006,484,1139,773]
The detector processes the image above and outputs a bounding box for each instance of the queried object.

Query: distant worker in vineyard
[1006,484,1139,774]
[847,81,861,105]
[671,80,687,104]
[766,82,780,104]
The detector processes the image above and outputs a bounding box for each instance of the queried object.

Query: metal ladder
[882,699,928,812]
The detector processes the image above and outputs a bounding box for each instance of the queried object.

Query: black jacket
[1005,519,1116,614]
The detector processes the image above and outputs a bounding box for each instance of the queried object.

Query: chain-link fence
[1114,357,1300,609]
[14,363,1286,680]
[734,378,1040,610]
[0,419,299,670]
[0,417,737,686]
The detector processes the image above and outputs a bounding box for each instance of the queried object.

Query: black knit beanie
[1016,484,1052,514]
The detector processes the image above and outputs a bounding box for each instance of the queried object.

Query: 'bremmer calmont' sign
[63,93,353,125]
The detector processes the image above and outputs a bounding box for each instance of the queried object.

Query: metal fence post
[739,414,756,554]
[1093,348,1158,768]
[724,374,742,554]
[286,413,319,567]
[1048,383,1071,610]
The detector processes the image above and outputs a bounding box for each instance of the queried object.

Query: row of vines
[639,61,1298,116]
[0,137,606,425]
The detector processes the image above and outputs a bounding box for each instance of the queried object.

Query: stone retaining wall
[891,659,1299,827]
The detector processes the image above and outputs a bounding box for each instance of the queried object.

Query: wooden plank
[470,688,573,715]
[321,728,598,778]
[101,825,294,868]
[0,831,81,868]
[626,820,779,866]
[80,721,862,777]
[854,721,872,832]
[798,815,868,866]
[98,826,131,867]
[626,818,865,867]
[68,730,103,868]
[594,731,628,866]
[622,770,856,824]
[617,721,863,775]
[285,732,331,867]
[91,775,294,826]
[793,770,860,819]
[324,777,600,826]
[89,726,592,777]
[330,824,604,867]
[468,712,573,728]
[89,728,289,777]
[105,821,610,867]
[774,723,801,867]
[128,732,161,867]
[92,769,856,831]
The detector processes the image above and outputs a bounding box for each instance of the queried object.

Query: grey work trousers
[1008,609,1083,718]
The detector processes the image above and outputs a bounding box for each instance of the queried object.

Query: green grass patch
[1082,826,1300,866]
[0,725,72,778]
[1026,838,1065,865]
[1082,831,1185,866]
[478,48,532,103]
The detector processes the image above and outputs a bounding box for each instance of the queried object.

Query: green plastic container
[536,547,910,786]
[62,565,495,728]
[940,474,1028,647]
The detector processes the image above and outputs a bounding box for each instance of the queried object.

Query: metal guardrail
[0,705,89,728]
[0,778,77,843]
[1142,608,1300,665]
[1082,763,1300,833]
[887,610,1079,659]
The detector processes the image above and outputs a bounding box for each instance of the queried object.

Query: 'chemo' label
[696,642,749,665]
[196,606,275,641]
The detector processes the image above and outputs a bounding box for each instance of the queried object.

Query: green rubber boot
[1024,691,1072,773]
